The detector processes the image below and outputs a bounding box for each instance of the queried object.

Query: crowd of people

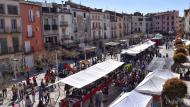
[0,68,57,107]
[119,47,156,91]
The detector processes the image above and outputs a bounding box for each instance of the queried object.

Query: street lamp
[12,58,19,80]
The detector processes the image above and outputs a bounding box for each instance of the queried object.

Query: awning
[109,90,152,107]
[121,40,155,56]
[56,59,124,88]
[152,33,163,40]
[135,69,179,95]
[104,42,120,46]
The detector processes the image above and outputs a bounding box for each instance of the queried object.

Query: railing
[24,47,34,54]
[44,24,51,31]
[52,25,58,30]
[60,21,68,27]
[0,27,21,33]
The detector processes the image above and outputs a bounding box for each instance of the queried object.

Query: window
[0,19,5,29]
[171,16,174,19]
[167,16,169,20]
[139,22,142,26]
[104,32,107,39]
[167,22,169,25]
[44,18,49,25]
[28,9,34,22]
[25,41,31,53]
[7,5,18,15]
[36,11,40,18]
[84,13,86,18]
[171,21,174,25]
[73,12,76,17]
[27,25,33,37]
[52,19,56,25]
[11,19,17,30]
[0,4,5,14]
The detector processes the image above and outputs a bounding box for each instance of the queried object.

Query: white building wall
[185,13,190,33]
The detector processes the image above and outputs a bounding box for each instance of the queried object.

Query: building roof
[147,10,178,16]
[65,1,91,12]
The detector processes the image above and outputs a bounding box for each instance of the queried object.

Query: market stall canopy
[56,59,124,88]
[182,39,190,46]
[109,90,152,107]
[83,46,96,51]
[121,40,155,56]
[61,49,80,58]
[104,42,120,46]
[152,33,163,40]
[135,69,179,95]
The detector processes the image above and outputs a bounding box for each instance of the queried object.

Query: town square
[0,0,190,107]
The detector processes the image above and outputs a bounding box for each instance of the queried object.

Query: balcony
[0,27,21,34]
[52,25,58,30]
[25,47,34,54]
[44,24,50,31]
[60,21,68,27]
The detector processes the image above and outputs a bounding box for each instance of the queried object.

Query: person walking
[18,83,24,100]
[37,100,45,107]
[31,87,36,103]
[2,88,7,98]
[25,95,32,107]
[43,89,48,104]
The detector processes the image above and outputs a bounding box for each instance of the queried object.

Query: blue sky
[33,0,189,16]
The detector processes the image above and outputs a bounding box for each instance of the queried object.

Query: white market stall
[57,59,124,107]
[57,59,124,88]
[135,69,179,95]
[135,69,179,107]
[121,40,155,56]
[109,90,152,107]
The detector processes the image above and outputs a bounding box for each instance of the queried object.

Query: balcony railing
[0,27,21,33]
[24,47,34,54]
[52,25,58,30]
[44,24,50,31]
[60,21,68,27]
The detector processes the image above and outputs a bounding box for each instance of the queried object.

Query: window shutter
[25,41,31,53]
[27,25,33,37]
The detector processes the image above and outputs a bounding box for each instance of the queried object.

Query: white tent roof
[109,90,152,107]
[135,69,179,95]
[57,59,124,88]
[121,40,155,56]
[104,42,120,46]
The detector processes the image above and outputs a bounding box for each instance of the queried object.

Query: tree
[174,39,183,46]
[173,53,188,64]
[175,47,188,56]
[162,78,187,106]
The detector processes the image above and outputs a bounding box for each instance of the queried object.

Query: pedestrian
[18,83,24,100]
[43,89,48,103]
[39,86,43,101]
[12,85,18,101]
[32,76,37,86]
[2,88,7,98]
[41,79,45,89]
[25,95,32,107]
[37,100,45,107]
[31,87,36,103]
[95,90,103,107]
